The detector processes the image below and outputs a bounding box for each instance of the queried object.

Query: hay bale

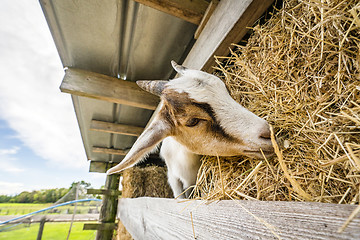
[121,166,173,198]
[119,166,172,239]
[115,221,133,240]
[193,0,360,203]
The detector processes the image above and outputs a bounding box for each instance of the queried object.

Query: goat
[107,61,273,198]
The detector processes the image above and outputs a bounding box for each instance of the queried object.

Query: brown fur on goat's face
[159,89,247,156]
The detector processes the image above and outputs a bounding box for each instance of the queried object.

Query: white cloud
[0,181,24,195]
[0,146,25,173]
[0,1,86,169]
[0,146,19,155]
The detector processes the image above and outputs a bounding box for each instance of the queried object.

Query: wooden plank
[133,0,209,25]
[87,189,122,196]
[60,68,159,110]
[36,217,46,240]
[118,197,360,240]
[0,214,99,223]
[89,161,116,173]
[194,0,219,39]
[92,147,129,156]
[83,223,117,231]
[183,0,274,72]
[90,120,144,137]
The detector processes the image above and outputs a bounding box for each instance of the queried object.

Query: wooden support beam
[60,68,159,110]
[92,147,129,156]
[183,0,275,72]
[90,120,144,137]
[194,0,219,39]
[133,0,209,25]
[36,217,46,240]
[83,223,117,231]
[89,161,117,173]
[119,197,360,239]
[95,174,120,240]
[87,189,122,196]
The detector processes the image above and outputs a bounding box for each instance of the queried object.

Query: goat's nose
[259,125,271,140]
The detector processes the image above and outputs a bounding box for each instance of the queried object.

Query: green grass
[0,203,52,215]
[0,222,96,240]
[0,204,99,239]
[0,203,99,215]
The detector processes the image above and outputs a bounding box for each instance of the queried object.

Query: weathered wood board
[118,197,360,240]
[133,0,209,25]
[90,120,144,137]
[60,68,159,110]
[92,147,128,156]
[183,0,274,72]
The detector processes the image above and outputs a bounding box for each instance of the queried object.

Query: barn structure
[40,0,360,239]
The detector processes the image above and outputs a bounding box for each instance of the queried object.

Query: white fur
[160,137,201,198]
[167,70,271,152]
[107,62,273,199]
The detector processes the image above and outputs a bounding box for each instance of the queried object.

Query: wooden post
[66,183,79,240]
[36,216,46,240]
[95,174,120,240]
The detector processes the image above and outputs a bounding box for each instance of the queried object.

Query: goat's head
[107,61,273,175]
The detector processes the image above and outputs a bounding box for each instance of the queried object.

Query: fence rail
[119,197,360,240]
[0,214,99,223]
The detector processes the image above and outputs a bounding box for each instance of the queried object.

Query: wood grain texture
[92,147,129,156]
[133,0,209,25]
[87,189,122,196]
[183,0,274,72]
[118,197,360,240]
[60,68,159,110]
[96,174,120,240]
[90,120,144,137]
[194,0,219,39]
[83,223,117,231]
[89,161,117,173]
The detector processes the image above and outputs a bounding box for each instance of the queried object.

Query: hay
[193,0,360,203]
[116,221,133,240]
[122,166,173,198]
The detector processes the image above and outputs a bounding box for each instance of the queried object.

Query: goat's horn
[136,80,168,96]
[171,60,188,75]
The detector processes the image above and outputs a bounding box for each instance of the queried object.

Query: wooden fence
[118,197,360,239]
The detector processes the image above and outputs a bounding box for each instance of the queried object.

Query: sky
[0,0,105,195]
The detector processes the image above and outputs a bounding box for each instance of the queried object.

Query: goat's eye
[186,118,201,127]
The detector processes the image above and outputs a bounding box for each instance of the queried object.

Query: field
[0,203,97,240]
[0,203,99,215]
[0,222,96,240]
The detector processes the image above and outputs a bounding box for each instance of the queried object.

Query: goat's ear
[171,60,188,75]
[137,80,168,97]
[106,117,170,175]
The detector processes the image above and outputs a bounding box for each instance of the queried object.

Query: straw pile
[193,0,360,203]
[122,166,173,198]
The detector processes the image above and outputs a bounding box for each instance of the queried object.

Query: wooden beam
[194,0,219,39]
[89,161,117,173]
[119,197,360,239]
[90,120,144,137]
[92,147,129,156]
[83,223,117,231]
[95,174,120,240]
[183,0,275,72]
[60,68,159,110]
[133,0,209,25]
[87,189,122,196]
